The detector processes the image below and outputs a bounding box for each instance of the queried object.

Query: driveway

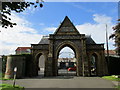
[2,76,116,89]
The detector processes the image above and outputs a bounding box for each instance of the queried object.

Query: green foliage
[110,21,120,56]
[0,84,24,90]
[0,72,13,80]
[102,76,120,81]
[0,72,2,78]
[2,56,7,74]
[1,1,44,28]
[0,78,14,80]
[1,72,5,77]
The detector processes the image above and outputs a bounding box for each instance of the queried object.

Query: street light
[13,67,17,87]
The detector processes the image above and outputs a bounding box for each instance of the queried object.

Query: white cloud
[0,13,42,55]
[19,4,40,15]
[44,27,57,32]
[59,47,75,58]
[76,14,115,49]
[72,4,95,13]
[93,14,112,24]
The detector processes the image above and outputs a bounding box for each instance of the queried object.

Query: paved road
[38,68,76,76]
[2,76,115,88]
[58,69,76,76]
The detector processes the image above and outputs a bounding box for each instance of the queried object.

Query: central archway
[54,41,81,76]
[57,46,76,76]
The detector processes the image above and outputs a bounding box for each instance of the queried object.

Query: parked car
[68,66,76,71]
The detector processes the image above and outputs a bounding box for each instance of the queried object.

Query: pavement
[112,81,119,87]
[2,76,117,89]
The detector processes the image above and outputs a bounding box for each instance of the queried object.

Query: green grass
[102,75,120,90]
[0,72,4,77]
[0,72,14,80]
[0,78,14,80]
[0,84,24,90]
[102,76,120,81]
[0,72,3,80]
[115,85,120,90]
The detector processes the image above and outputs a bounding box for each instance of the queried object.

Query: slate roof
[38,36,49,44]
[86,35,96,44]
[38,35,96,44]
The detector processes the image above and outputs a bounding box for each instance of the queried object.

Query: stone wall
[4,55,26,79]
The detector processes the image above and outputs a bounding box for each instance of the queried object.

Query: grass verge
[0,72,13,80]
[0,84,24,90]
[102,75,120,90]
[115,86,120,90]
[102,76,120,81]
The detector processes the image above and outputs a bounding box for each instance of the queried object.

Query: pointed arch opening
[57,44,77,76]
[90,53,98,76]
[36,53,45,77]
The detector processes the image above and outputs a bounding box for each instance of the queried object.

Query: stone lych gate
[31,16,108,77]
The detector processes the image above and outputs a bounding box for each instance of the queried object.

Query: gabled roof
[54,16,80,35]
[38,36,49,44]
[16,47,31,51]
[104,50,116,55]
[38,35,96,44]
[86,35,96,44]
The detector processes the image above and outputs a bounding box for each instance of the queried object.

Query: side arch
[89,52,99,76]
[34,51,47,76]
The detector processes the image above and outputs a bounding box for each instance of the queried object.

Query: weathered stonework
[31,16,108,77]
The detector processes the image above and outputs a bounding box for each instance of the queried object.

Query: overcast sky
[0,2,119,56]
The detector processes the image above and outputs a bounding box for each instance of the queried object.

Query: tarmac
[2,76,118,89]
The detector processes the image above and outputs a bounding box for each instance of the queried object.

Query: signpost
[13,67,17,87]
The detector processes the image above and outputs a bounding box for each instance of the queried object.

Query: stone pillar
[45,53,53,76]
[54,57,58,76]
[76,55,81,76]
[46,35,54,76]
[87,53,91,76]
[97,52,102,76]
[100,50,108,76]
[81,36,89,76]
[33,52,39,76]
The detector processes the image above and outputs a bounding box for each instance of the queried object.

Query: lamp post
[13,67,17,87]
[106,24,109,63]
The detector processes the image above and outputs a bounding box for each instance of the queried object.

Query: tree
[2,55,7,74]
[1,0,44,28]
[109,20,120,56]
